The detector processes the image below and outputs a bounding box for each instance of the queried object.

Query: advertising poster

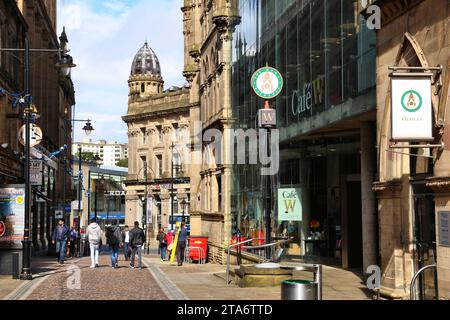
[277,188,302,222]
[0,185,25,249]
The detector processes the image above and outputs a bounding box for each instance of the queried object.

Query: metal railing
[185,246,205,264]
[410,264,438,300]
[225,237,293,285]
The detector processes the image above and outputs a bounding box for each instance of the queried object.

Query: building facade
[123,42,192,242]
[0,0,75,274]
[73,139,129,167]
[364,0,450,300]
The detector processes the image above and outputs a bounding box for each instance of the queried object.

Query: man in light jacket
[86,218,103,268]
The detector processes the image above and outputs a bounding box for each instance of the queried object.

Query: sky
[57,0,186,144]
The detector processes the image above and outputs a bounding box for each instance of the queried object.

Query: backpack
[113,227,122,244]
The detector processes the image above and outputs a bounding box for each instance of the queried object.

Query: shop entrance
[345,180,363,269]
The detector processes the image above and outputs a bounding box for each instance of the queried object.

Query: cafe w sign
[391,76,433,141]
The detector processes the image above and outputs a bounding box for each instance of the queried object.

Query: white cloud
[57,0,185,144]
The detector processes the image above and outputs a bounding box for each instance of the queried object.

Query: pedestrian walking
[165,230,174,259]
[122,225,131,261]
[129,221,145,269]
[51,219,70,265]
[86,218,103,268]
[68,226,79,258]
[176,221,188,266]
[156,228,167,261]
[105,220,122,269]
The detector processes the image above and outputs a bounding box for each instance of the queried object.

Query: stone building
[364,0,450,300]
[181,0,241,263]
[0,0,75,273]
[123,42,191,241]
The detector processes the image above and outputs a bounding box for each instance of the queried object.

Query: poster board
[0,185,25,249]
[277,188,302,222]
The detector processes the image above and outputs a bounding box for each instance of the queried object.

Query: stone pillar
[360,122,377,270]
[160,193,171,231]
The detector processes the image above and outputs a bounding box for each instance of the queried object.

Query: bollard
[12,252,20,279]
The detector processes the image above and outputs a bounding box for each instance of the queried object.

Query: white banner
[391,77,433,141]
[30,160,43,186]
[146,197,153,224]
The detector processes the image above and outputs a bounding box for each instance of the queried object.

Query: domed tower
[129,41,164,97]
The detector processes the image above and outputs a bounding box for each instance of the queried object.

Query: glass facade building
[231,0,377,267]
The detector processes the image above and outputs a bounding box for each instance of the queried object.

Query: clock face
[251,67,284,99]
[18,124,43,147]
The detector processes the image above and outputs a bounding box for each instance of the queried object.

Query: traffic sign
[18,124,43,147]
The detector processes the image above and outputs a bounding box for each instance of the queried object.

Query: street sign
[258,108,277,127]
[391,76,433,141]
[251,67,284,99]
[55,210,63,219]
[18,124,43,147]
[30,159,43,186]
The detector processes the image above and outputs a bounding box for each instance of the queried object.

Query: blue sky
[57,0,185,144]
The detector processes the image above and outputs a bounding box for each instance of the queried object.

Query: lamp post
[76,121,94,256]
[137,163,155,254]
[180,198,187,220]
[1,35,77,280]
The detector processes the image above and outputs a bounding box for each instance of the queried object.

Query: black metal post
[20,36,32,280]
[94,186,98,221]
[77,145,82,256]
[265,128,272,259]
[171,143,174,231]
[143,163,148,254]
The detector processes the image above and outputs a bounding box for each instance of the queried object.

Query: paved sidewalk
[144,254,374,300]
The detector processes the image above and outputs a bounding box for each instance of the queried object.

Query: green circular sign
[251,67,283,99]
[401,90,423,113]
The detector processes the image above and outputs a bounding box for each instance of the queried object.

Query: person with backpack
[51,219,70,265]
[176,221,188,266]
[129,221,145,269]
[156,228,167,261]
[105,220,122,269]
[86,218,103,268]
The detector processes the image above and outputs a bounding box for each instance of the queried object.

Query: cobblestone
[25,254,168,300]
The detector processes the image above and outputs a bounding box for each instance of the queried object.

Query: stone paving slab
[145,255,374,300]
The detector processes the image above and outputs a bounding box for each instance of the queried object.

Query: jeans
[56,240,67,263]
[110,245,119,267]
[176,241,186,266]
[124,242,130,261]
[90,243,99,266]
[131,245,142,268]
[160,244,167,260]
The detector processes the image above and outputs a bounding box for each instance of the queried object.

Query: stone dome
[131,41,161,76]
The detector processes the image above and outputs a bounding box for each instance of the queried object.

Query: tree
[116,158,128,168]
[75,152,96,162]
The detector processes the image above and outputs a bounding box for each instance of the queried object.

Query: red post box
[188,236,208,262]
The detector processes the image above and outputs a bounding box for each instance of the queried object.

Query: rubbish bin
[281,280,318,300]
[188,236,208,263]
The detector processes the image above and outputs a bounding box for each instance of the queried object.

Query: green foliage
[116,158,128,168]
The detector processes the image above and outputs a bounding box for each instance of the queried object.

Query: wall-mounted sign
[258,108,276,127]
[438,211,450,247]
[391,76,433,141]
[291,76,324,117]
[277,188,302,222]
[251,67,284,99]
[0,185,25,249]
[30,160,43,186]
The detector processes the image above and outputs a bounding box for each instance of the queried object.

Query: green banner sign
[278,188,302,222]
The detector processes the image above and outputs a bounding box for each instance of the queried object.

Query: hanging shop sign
[0,185,25,249]
[277,188,302,222]
[30,159,43,186]
[18,124,43,148]
[391,76,433,141]
[251,67,284,99]
[146,197,153,224]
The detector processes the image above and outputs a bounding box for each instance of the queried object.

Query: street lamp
[137,163,155,254]
[0,35,76,280]
[179,198,187,219]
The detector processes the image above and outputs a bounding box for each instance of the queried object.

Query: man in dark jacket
[52,219,70,264]
[105,220,122,269]
[176,221,188,266]
[129,221,145,269]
